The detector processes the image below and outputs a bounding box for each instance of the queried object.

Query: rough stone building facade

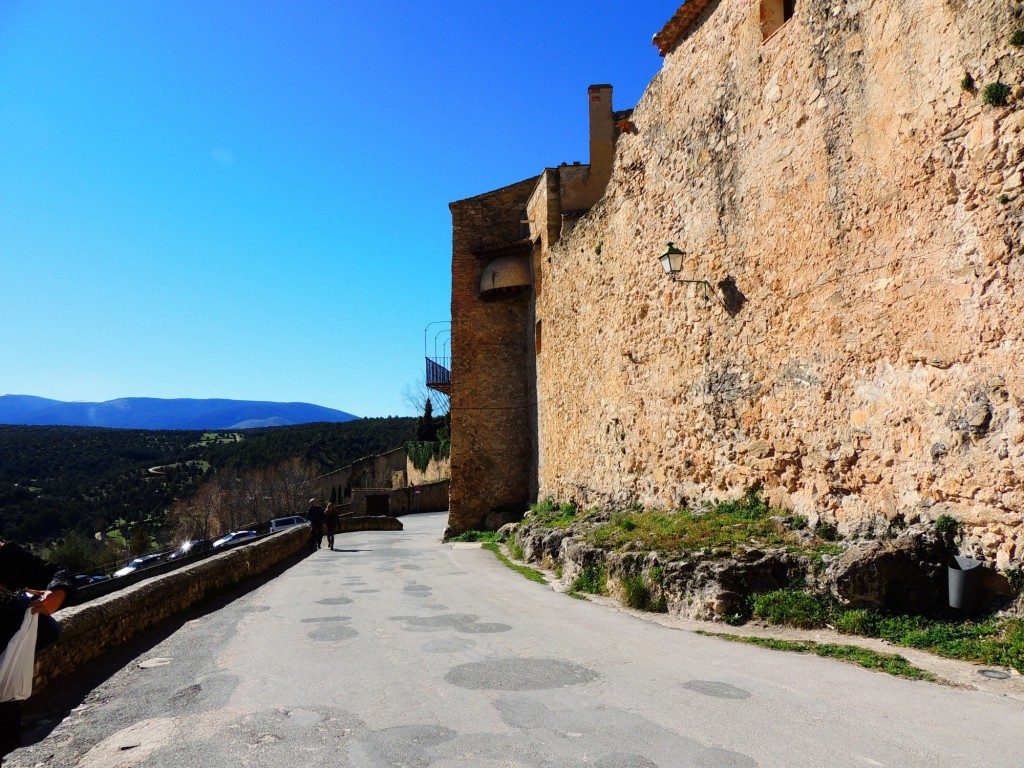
[449,0,1024,566]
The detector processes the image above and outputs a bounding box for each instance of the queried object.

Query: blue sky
[1,2,676,418]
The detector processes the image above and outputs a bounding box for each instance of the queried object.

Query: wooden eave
[653,0,715,56]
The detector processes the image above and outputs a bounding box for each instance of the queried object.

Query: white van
[269,515,309,533]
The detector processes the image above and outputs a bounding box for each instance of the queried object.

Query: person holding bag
[0,541,74,764]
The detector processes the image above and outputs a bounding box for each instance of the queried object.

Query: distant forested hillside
[0,418,416,545]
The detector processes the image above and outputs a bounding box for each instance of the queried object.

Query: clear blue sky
[0,2,676,418]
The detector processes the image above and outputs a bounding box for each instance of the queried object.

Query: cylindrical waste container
[948,556,984,611]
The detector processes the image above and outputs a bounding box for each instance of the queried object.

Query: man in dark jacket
[0,541,75,763]
[306,499,325,551]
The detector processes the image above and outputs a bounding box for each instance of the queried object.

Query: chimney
[588,84,615,192]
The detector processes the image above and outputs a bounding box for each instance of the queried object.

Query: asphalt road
[11,511,1023,768]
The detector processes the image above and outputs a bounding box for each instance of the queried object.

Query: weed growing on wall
[981,81,1012,106]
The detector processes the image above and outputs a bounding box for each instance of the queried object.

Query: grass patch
[529,499,580,528]
[752,590,833,629]
[482,542,547,584]
[449,529,504,543]
[748,589,1024,673]
[700,632,935,681]
[583,488,821,557]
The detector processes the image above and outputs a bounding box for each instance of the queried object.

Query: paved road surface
[12,512,1023,767]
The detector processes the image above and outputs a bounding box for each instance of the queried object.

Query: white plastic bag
[0,606,39,701]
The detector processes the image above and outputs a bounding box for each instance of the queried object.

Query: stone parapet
[34,517,404,691]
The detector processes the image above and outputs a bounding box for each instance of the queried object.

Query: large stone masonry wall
[449,178,540,535]
[537,0,1024,565]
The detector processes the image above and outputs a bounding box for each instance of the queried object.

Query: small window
[535,320,542,356]
[761,0,795,41]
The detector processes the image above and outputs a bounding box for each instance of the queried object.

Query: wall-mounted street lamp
[658,242,711,300]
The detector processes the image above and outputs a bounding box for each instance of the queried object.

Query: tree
[417,398,438,442]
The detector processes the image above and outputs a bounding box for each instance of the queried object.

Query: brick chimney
[588,84,615,192]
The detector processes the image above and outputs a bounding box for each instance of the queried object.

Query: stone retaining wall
[34,517,403,691]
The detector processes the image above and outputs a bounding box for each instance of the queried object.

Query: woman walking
[324,502,340,550]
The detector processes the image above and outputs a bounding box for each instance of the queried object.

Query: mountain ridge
[0,394,359,430]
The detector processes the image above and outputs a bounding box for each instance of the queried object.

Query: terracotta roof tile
[653,0,716,56]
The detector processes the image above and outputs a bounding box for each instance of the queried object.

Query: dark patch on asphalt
[300,616,351,623]
[315,597,353,605]
[239,605,271,613]
[402,585,432,596]
[399,564,423,571]
[169,683,202,707]
[682,680,752,700]
[309,625,359,642]
[694,747,758,767]
[491,695,759,766]
[168,672,239,713]
[352,589,380,593]
[422,637,476,653]
[142,706,363,767]
[446,658,598,690]
[353,724,456,768]
[389,614,511,634]
[593,753,661,768]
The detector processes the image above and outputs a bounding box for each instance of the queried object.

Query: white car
[212,530,257,548]
[269,515,309,533]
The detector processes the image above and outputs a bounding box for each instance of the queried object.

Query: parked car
[112,552,166,578]
[212,530,257,548]
[167,538,213,560]
[74,573,107,587]
[269,515,308,533]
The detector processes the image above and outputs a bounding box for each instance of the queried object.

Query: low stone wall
[332,515,405,531]
[35,517,404,691]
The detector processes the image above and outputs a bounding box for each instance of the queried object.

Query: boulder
[822,526,947,611]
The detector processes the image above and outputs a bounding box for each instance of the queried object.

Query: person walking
[306,498,324,551]
[0,540,75,765]
[324,502,339,550]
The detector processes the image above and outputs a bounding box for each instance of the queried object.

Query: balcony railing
[426,356,451,395]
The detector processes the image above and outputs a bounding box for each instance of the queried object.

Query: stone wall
[535,0,1024,565]
[449,178,540,535]
[341,483,449,516]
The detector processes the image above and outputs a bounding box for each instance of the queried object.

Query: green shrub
[1006,567,1024,594]
[982,82,1012,107]
[572,564,607,595]
[620,573,668,612]
[934,514,960,542]
[833,609,880,636]
[751,590,832,629]
[1010,29,1024,47]
[960,72,974,91]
